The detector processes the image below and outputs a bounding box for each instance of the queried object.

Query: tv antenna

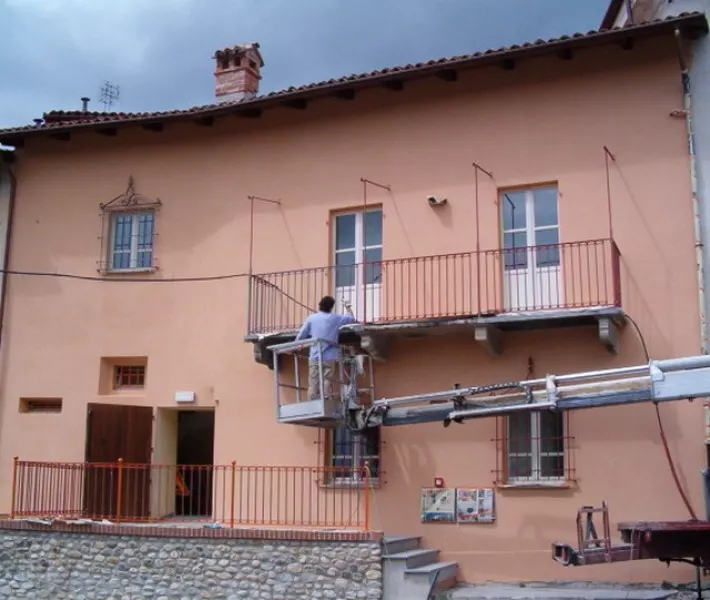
[99,81,120,111]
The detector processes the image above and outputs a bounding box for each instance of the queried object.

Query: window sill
[497,480,573,490]
[102,267,157,276]
[319,478,382,490]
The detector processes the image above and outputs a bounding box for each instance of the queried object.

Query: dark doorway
[175,410,215,517]
[84,404,153,520]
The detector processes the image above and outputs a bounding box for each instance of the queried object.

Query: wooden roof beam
[95,127,117,136]
[383,80,405,92]
[435,69,458,82]
[49,132,71,142]
[239,108,263,119]
[194,116,215,127]
[333,89,356,100]
[0,137,24,148]
[283,99,308,110]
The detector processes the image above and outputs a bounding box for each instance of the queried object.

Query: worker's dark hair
[318,295,336,313]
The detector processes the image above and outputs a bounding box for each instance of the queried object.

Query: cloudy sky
[0,0,609,129]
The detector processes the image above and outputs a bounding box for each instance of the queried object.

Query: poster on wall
[455,488,495,524]
[420,488,456,523]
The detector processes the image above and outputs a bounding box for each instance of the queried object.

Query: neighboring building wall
[0,39,702,583]
[0,159,13,333]
[0,524,382,599]
[608,0,710,441]
[610,0,707,28]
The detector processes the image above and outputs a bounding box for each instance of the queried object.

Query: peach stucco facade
[0,35,706,583]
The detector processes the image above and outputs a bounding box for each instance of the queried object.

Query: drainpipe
[625,0,634,24]
[0,157,17,354]
[674,27,708,355]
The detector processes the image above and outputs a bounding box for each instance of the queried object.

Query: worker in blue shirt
[295,295,355,400]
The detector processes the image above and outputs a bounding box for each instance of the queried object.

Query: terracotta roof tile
[0,12,706,141]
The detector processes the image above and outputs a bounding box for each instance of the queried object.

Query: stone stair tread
[384,534,421,542]
[384,548,438,560]
[405,560,458,575]
[383,534,423,555]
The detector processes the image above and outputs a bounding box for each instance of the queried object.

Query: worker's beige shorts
[308,360,335,400]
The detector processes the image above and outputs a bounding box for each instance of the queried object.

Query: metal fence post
[475,166,482,316]
[611,240,622,307]
[701,468,710,521]
[318,342,325,400]
[363,461,371,532]
[116,458,124,525]
[10,457,18,520]
[230,461,237,528]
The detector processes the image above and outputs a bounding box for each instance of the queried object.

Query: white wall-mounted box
[175,391,195,404]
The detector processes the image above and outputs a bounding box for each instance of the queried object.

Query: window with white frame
[109,210,155,271]
[334,209,383,286]
[333,209,383,321]
[507,410,565,483]
[330,426,381,482]
[501,186,560,271]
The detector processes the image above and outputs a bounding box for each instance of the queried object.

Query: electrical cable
[251,275,312,311]
[625,315,650,363]
[0,268,248,283]
[625,314,698,521]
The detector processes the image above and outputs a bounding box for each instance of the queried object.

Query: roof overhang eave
[1,12,706,146]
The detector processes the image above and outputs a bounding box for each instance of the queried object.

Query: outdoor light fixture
[427,195,448,207]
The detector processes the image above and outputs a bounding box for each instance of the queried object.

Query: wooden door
[84,404,153,521]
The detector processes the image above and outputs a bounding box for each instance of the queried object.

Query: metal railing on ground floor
[10,458,371,530]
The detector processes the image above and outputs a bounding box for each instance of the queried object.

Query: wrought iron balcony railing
[247,238,621,337]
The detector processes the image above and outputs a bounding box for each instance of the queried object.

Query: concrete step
[385,547,440,569]
[383,534,422,555]
[405,560,459,590]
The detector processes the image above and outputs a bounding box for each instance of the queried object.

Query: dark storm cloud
[0,0,609,129]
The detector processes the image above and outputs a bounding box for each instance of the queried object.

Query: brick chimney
[213,43,264,103]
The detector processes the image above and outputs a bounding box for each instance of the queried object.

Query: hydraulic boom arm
[349,355,710,430]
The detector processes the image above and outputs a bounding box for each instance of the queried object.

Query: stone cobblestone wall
[0,530,383,600]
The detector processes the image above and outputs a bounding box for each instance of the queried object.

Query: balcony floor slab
[247,306,626,367]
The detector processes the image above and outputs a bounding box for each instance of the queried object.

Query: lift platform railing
[269,338,375,425]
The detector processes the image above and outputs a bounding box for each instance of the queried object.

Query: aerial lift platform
[269,339,710,430]
[269,339,710,597]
